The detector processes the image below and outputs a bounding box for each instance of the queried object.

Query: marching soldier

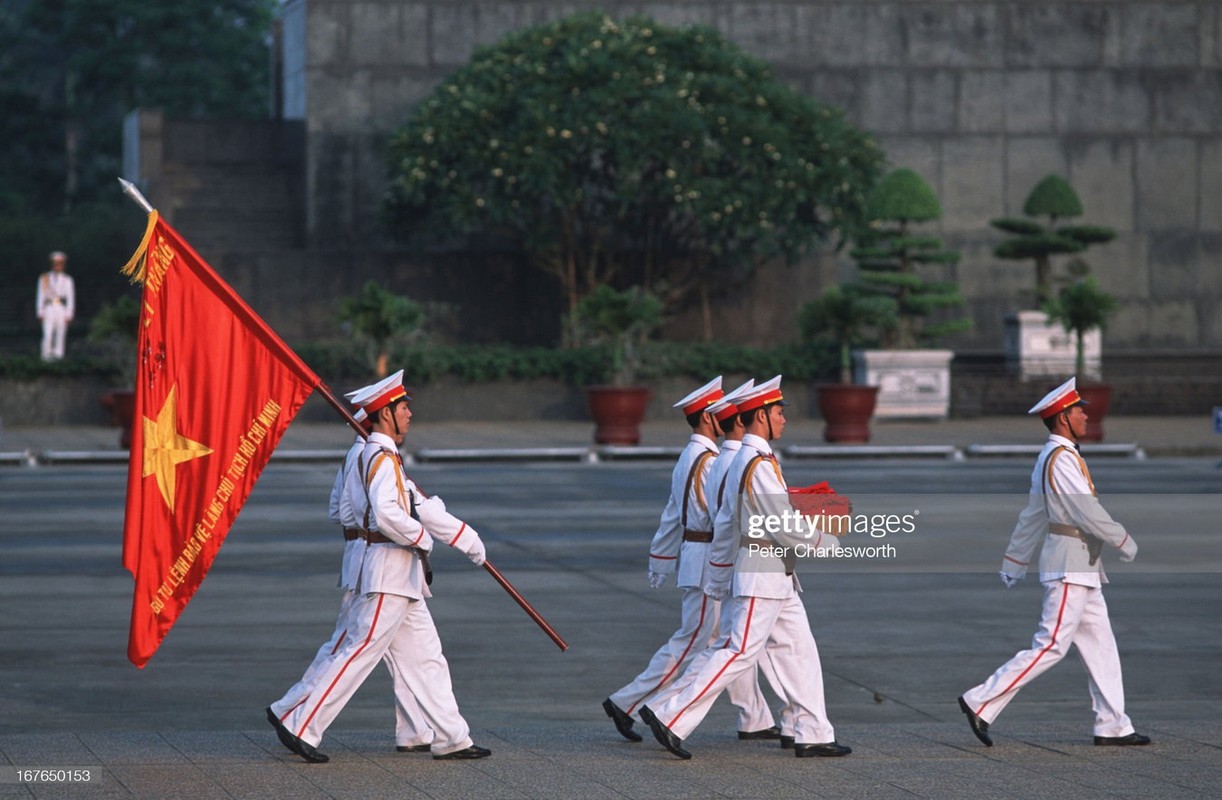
[958,377,1149,748]
[640,376,849,759]
[272,370,491,763]
[605,377,768,741]
[267,394,433,754]
[36,251,74,361]
[645,380,796,747]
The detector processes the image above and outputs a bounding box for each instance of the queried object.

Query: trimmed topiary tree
[1042,276,1118,379]
[991,175,1116,307]
[337,282,425,378]
[798,286,894,385]
[384,11,883,342]
[850,168,966,350]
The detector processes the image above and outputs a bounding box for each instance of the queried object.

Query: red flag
[120,212,320,667]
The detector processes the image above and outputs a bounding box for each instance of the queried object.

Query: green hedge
[0,354,115,381]
[4,341,839,386]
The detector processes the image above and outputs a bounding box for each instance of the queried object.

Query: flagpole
[318,381,369,439]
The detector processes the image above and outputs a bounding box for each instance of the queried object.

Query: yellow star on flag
[143,385,213,512]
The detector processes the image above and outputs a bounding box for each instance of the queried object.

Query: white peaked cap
[1028,377,1087,418]
[706,378,755,418]
[350,369,408,414]
[735,374,785,413]
[673,376,724,415]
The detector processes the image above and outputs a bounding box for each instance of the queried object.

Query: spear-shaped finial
[117,177,155,213]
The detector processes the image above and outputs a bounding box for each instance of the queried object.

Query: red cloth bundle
[788,482,852,536]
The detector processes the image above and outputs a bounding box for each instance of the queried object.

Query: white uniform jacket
[648,434,719,588]
[1000,434,1138,588]
[347,432,485,600]
[330,437,365,592]
[706,434,837,600]
[36,271,74,318]
[704,439,742,523]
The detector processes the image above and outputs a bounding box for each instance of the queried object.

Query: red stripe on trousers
[977,582,1069,717]
[296,594,385,737]
[668,597,756,728]
[626,594,708,715]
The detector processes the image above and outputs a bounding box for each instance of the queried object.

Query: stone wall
[285,0,1222,351]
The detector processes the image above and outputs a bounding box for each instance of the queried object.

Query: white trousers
[40,305,68,360]
[648,591,794,735]
[609,587,774,732]
[650,593,834,744]
[268,592,434,748]
[281,593,472,754]
[962,580,1134,738]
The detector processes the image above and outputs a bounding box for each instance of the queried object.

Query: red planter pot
[815,384,879,443]
[585,386,652,445]
[99,388,137,450]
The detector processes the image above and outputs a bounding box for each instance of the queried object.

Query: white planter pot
[852,349,954,419]
[1003,310,1100,381]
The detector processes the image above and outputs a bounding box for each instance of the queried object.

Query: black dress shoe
[738,725,782,740]
[794,741,852,758]
[603,698,643,742]
[1094,733,1151,746]
[779,735,795,750]
[958,696,993,747]
[396,744,432,753]
[639,705,691,760]
[267,707,328,762]
[433,744,491,760]
[266,707,296,754]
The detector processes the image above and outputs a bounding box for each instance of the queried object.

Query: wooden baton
[483,560,569,651]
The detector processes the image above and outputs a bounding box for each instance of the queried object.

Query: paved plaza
[1,422,1220,798]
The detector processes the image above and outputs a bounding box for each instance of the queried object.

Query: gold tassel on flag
[119,210,160,286]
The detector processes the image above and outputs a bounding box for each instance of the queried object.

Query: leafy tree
[385,11,883,342]
[798,286,895,384]
[337,282,425,378]
[1042,277,1118,378]
[991,175,1116,307]
[850,168,966,349]
[0,0,275,215]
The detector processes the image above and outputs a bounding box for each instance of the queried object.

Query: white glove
[466,538,486,567]
[648,571,667,589]
[704,584,729,601]
[999,571,1021,589]
[1119,540,1137,563]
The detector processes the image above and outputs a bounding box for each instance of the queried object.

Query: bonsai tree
[798,286,895,384]
[991,175,1116,306]
[1042,276,1118,379]
[337,281,425,378]
[384,11,882,341]
[850,168,967,349]
[87,293,141,386]
[572,284,663,386]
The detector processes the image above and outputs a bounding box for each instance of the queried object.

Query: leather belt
[683,529,713,543]
[363,529,433,585]
[343,527,362,541]
[1048,522,1103,565]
